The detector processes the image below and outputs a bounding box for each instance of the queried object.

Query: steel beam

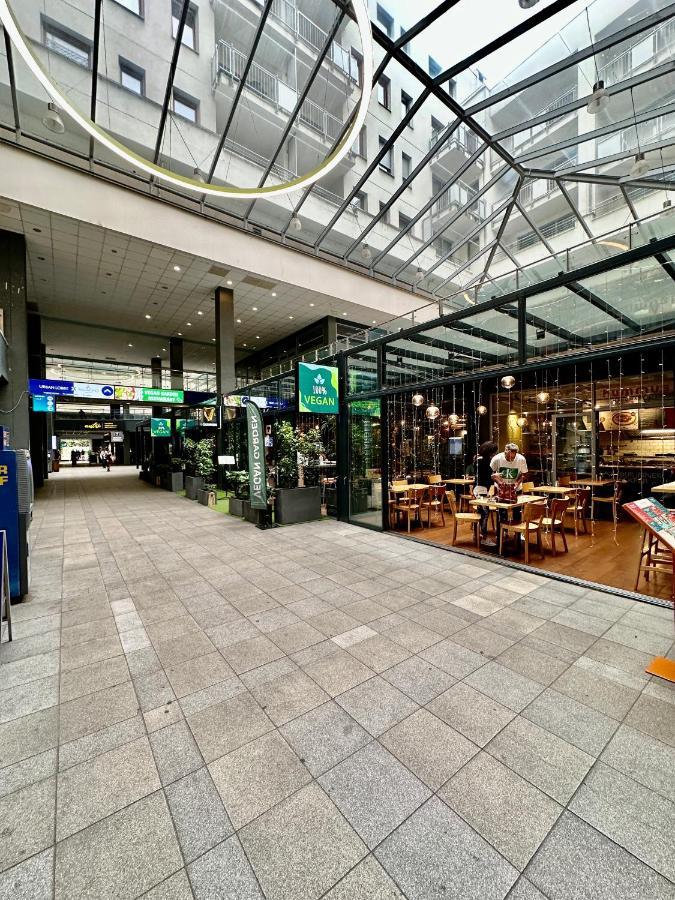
[566,282,641,332]
[153,0,191,164]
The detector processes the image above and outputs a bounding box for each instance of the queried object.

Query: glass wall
[348,400,382,527]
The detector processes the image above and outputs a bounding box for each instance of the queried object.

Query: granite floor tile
[336,676,419,737]
[60,635,123,673]
[487,716,594,804]
[600,724,675,802]
[464,661,544,713]
[301,650,374,697]
[61,618,118,648]
[220,635,285,675]
[149,720,204,785]
[239,783,366,900]
[268,621,325,654]
[531,621,597,655]
[59,654,130,703]
[154,631,216,669]
[187,692,274,762]
[58,713,145,772]
[496,642,571,687]
[623,694,675,748]
[323,855,405,899]
[0,675,59,725]
[279,700,370,777]
[56,736,160,839]
[210,730,311,828]
[0,848,54,900]
[505,876,550,900]
[584,638,654,678]
[550,665,640,721]
[419,638,487,679]
[188,836,264,900]
[141,869,194,899]
[248,669,330,726]
[525,811,675,900]
[177,677,246,719]
[427,682,515,747]
[602,623,673,656]
[0,707,58,769]
[381,656,456,704]
[133,671,176,713]
[523,689,618,757]
[165,651,235,699]
[380,708,479,789]
[144,700,183,733]
[375,797,518,900]
[0,748,57,800]
[0,650,60,692]
[165,767,233,864]
[54,791,183,899]
[0,777,55,874]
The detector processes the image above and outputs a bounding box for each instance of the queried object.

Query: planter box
[244,501,267,526]
[169,471,184,492]
[229,497,245,518]
[275,486,321,525]
[198,489,216,507]
[52,460,60,473]
[185,475,204,500]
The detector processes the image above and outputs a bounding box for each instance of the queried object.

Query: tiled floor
[1,466,674,899]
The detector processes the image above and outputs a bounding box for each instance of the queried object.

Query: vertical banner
[246,401,267,510]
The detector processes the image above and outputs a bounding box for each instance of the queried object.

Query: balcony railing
[429,124,481,157]
[215,41,343,142]
[431,183,486,220]
[599,17,675,85]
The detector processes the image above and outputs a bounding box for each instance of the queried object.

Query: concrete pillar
[215,287,235,398]
[150,357,162,389]
[27,311,47,487]
[0,230,29,450]
[169,338,184,390]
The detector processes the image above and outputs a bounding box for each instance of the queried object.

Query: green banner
[298,363,339,414]
[246,401,267,510]
[141,388,184,404]
[150,418,172,437]
[175,418,197,434]
[351,399,381,417]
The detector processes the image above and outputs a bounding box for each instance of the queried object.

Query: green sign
[246,401,267,510]
[151,418,172,437]
[351,399,381,417]
[175,418,197,434]
[298,363,339,414]
[32,394,56,413]
[141,388,184,404]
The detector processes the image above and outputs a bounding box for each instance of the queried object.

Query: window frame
[401,151,412,182]
[377,75,391,111]
[42,17,92,69]
[401,90,413,128]
[376,4,394,38]
[111,0,143,17]
[172,0,198,52]
[378,136,394,176]
[172,88,199,123]
[119,58,145,96]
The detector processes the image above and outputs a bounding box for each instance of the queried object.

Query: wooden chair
[393,487,425,533]
[499,502,546,563]
[427,474,443,485]
[563,488,590,536]
[447,490,481,549]
[592,481,624,524]
[557,475,571,487]
[421,485,446,527]
[541,497,569,556]
[521,481,536,494]
[459,480,475,512]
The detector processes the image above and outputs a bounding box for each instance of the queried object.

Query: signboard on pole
[298,363,339,414]
[150,418,172,438]
[32,395,56,413]
[246,401,267,510]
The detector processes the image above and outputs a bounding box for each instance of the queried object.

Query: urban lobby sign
[298,363,339,414]
[28,379,184,404]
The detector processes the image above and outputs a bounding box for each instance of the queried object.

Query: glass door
[348,401,382,527]
[552,412,594,483]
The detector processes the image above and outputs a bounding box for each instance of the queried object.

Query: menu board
[624,498,675,550]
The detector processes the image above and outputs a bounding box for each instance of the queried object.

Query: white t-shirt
[490,452,528,485]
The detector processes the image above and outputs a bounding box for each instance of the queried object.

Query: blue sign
[28,378,74,396]
[32,395,56,413]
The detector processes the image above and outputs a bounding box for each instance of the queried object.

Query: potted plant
[169,457,184,492]
[227,470,249,517]
[184,438,215,499]
[198,482,217,507]
[193,439,216,504]
[273,421,323,525]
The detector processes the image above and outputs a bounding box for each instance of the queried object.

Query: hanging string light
[501,375,516,389]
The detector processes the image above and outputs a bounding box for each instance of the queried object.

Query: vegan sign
[298,363,339,414]
[246,401,267,510]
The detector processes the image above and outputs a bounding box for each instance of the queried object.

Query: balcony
[428,124,483,179]
[430,183,486,225]
[598,17,675,85]
[214,41,343,143]
[250,0,359,82]
[510,87,578,155]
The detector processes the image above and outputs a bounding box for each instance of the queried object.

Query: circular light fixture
[290,215,302,232]
[586,81,609,115]
[360,243,372,262]
[173,265,181,272]
[536,391,550,403]
[197,310,203,316]
[186,322,192,326]
[144,314,151,319]
[226,279,233,286]
[236,318,241,323]
[501,375,516,389]
[162,348,166,351]
[477,404,487,415]
[0,0,374,200]
[288,315,294,319]
[127,343,133,348]
[309,303,315,307]
[629,152,650,179]
[412,393,424,407]
[448,413,460,425]
[177,331,183,336]
[271,292,277,297]
[516,416,527,427]
[425,405,440,420]
[42,102,64,133]
[252,307,258,311]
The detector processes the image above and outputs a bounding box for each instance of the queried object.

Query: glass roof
[1,0,675,306]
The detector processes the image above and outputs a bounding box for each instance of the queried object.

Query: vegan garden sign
[246,401,267,510]
[298,363,339,415]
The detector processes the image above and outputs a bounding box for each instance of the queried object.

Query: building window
[352,191,368,213]
[376,4,394,38]
[120,59,145,96]
[379,201,390,225]
[172,0,198,51]
[379,136,393,175]
[113,0,142,14]
[431,115,445,141]
[434,235,454,258]
[401,152,412,181]
[428,56,441,78]
[43,20,92,68]
[377,76,391,110]
[350,48,363,86]
[172,89,199,123]
[399,212,413,235]
[353,125,367,159]
[399,25,411,55]
[401,90,413,127]
[447,78,456,98]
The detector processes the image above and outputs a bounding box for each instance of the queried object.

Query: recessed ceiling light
[128,343,133,347]
[173,265,181,272]
[309,303,315,307]
[197,311,203,316]
[372,320,377,324]
[145,314,151,319]
[271,292,277,297]
[211,337,216,341]
[256,335,260,339]
[342,312,347,316]
[186,322,192,326]
[236,318,242,323]
[252,307,258,311]
[243,342,247,347]
[288,315,294,320]
[177,331,183,336]
[162,348,166,351]
[227,280,233,286]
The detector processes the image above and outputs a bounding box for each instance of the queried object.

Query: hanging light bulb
[448,413,459,425]
[477,404,487,415]
[501,375,516,389]
[663,198,673,212]
[289,215,302,232]
[192,167,206,183]
[425,405,440,420]
[536,391,550,403]
[516,416,527,428]
[586,81,609,116]
[415,267,424,282]
[360,243,372,262]
[629,153,650,179]
[412,393,424,406]
[42,102,65,134]
[441,419,449,427]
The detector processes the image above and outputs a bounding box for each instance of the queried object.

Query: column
[150,356,162,417]
[169,337,184,390]
[215,287,235,489]
[27,310,47,487]
[0,230,29,450]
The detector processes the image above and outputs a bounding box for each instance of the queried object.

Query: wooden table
[530,485,577,496]
[444,477,475,486]
[390,483,428,493]
[470,495,548,516]
[570,479,614,487]
[652,481,675,495]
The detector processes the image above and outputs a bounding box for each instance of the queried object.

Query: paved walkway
[1,466,674,899]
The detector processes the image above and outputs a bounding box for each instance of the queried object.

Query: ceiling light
[586,81,609,115]
[162,348,166,351]
[271,292,277,297]
[128,343,133,348]
[536,391,550,403]
[288,315,294,320]
[372,320,377,324]
[177,332,183,336]
[425,405,440,420]
[197,310,203,316]
[186,322,192,326]
[211,337,216,341]
[252,306,258,311]
[360,243,372,262]
[256,335,260,339]
[501,375,516,389]
[236,318,242,323]
[226,279,233,286]
[144,314,151,319]
[518,0,539,7]
[243,343,247,347]
[309,303,315,307]
[412,393,424,407]
[629,152,650,179]
[477,404,487,415]
[173,265,181,272]
[42,102,65,134]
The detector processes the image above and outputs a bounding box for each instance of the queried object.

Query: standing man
[491,442,528,525]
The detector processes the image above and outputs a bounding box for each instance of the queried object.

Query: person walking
[473,440,498,538]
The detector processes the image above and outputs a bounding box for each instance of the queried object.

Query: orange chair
[393,487,425,533]
[500,502,546,564]
[447,490,481,549]
[421,485,446,527]
[541,497,569,555]
[563,488,590,536]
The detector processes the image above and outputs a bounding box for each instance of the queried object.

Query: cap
[505,442,519,451]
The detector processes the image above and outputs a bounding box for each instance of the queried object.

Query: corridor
[0,466,673,899]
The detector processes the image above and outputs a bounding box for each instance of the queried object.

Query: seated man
[491,442,528,524]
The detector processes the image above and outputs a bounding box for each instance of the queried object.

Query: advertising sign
[73,382,114,399]
[599,410,639,432]
[150,418,172,438]
[351,399,381,416]
[175,419,197,434]
[29,379,185,404]
[202,407,219,427]
[298,363,339,414]
[246,401,267,510]
[32,395,56,413]
[28,378,73,396]
[141,388,184,404]
[111,432,124,443]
